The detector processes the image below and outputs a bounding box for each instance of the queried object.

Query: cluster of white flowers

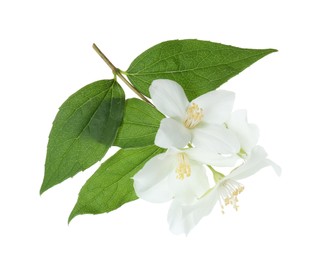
[133,79,281,235]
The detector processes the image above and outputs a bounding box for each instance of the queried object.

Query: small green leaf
[68,145,164,222]
[114,98,164,148]
[41,80,125,194]
[127,39,277,100]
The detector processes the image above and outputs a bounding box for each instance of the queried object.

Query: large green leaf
[127,39,276,100]
[68,145,164,222]
[41,80,125,194]
[114,98,164,148]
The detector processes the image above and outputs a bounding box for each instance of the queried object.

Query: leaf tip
[39,182,49,196]
[40,176,56,195]
[269,48,278,53]
[264,48,278,54]
[68,209,78,224]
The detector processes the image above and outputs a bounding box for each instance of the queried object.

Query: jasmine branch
[92,43,152,105]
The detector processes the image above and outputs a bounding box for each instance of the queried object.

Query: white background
[1,0,335,259]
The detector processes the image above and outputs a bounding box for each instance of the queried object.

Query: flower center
[184,103,204,129]
[218,179,244,213]
[176,153,191,180]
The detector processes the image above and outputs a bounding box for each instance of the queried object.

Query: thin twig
[92,43,152,105]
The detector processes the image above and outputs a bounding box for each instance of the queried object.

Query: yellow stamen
[184,103,204,129]
[176,153,191,180]
[218,180,244,213]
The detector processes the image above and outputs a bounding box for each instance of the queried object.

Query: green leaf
[68,145,164,222]
[114,98,164,148]
[41,80,125,194]
[127,39,277,100]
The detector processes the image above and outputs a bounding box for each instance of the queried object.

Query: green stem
[92,43,153,105]
[207,165,225,183]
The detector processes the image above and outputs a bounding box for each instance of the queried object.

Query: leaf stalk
[92,43,153,105]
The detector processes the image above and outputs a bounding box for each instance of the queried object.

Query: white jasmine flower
[167,146,281,235]
[133,148,239,204]
[149,79,240,154]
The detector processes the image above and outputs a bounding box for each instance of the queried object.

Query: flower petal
[184,187,219,225]
[192,90,235,124]
[155,118,191,148]
[149,79,189,120]
[265,159,282,176]
[167,200,194,235]
[192,124,240,154]
[133,153,176,203]
[185,147,240,167]
[228,146,281,181]
[168,187,218,235]
[168,161,209,204]
[227,110,259,154]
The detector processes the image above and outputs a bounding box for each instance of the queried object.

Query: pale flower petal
[192,90,235,124]
[155,118,191,148]
[228,146,281,181]
[191,124,240,154]
[185,147,240,167]
[167,200,194,235]
[168,188,218,235]
[227,110,259,154]
[183,188,219,225]
[133,153,176,203]
[265,159,282,176]
[168,161,210,204]
[149,79,189,120]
